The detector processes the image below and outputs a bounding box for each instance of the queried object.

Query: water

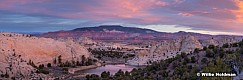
[80,64,139,75]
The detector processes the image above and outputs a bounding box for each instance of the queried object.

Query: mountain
[0,33,90,78]
[72,25,160,33]
[40,25,243,42]
[40,25,168,41]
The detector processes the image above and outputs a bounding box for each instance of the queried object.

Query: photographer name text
[197,73,236,77]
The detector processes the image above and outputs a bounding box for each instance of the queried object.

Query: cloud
[231,0,243,22]
[178,12,193,16]
[0,0,242,35]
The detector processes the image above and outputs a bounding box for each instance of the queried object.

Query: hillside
[127,35,241,65]
[0,33,90,79]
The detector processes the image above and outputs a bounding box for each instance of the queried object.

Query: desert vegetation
[86,40,243,80]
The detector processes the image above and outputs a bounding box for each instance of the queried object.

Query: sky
[0,0,243,35]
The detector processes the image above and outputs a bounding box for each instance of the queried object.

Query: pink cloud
[55,0,169,23]
[231,0,243,23]
[85,0,168,18]
[178,12,193,17]
[0,0,169,23]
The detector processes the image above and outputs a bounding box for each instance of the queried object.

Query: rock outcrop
[0,33,90,79]
[127,35,240,66]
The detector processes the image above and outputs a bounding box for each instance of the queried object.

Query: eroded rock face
[180,35,203,52]
[127,35,240,66]
[200,38,218,47]
[0,33,90,79]
[76,37,97,45]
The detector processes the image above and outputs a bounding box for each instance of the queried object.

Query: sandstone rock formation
[0,33,90,79]
[127,35,241,66]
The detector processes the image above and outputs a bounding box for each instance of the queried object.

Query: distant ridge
[40,25,243,41]
[72,25,160,34]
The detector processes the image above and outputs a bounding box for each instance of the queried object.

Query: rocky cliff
[0,33,90,79]
[127,35,240,66]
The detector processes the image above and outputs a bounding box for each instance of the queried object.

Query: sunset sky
[0,0,243,35]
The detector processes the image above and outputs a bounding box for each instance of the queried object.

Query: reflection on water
[80,64,139,75]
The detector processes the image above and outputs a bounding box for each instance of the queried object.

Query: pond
[79,64,140,75]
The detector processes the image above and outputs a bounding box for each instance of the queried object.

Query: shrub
[206,49,214,58]
[58,55,62,64]
[222,43,229,48]
[194,48,200,53]
[208,45,215,49]
[47,63,52,67]
[181,52,187,58]
[201,58,208,64]
[191,56,196,63]
[203,46,208,51]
